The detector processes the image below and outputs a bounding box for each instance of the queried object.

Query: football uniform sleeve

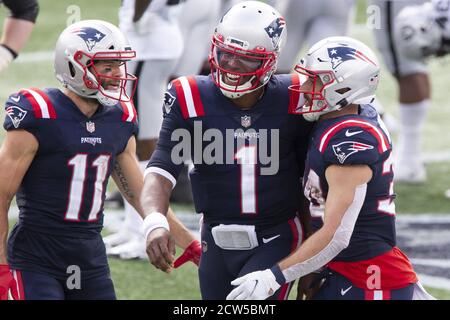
[321,126,387,167]
[3,91,46,143]
[145,82,190,187]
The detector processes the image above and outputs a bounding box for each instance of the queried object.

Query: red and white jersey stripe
[172,76,205,119]
[319,119,390,154]
[20,88,57,119]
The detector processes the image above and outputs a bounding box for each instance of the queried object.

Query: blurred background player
[271,0,356,74]
[391,0,450,194]
[370,0,431,183]
[227,36,434,301]
[172,0,221,77]
[0,0,39,74]
[104,0,186,260]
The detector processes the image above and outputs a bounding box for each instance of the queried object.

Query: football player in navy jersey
[227,36,435,300]
[0,19,197,300]
[141,1,313,300]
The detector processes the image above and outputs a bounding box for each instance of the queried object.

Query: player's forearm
[0,197,11,264]
[141,172,172,217]
[278,225,335,272]
[1,18,35,54]
[167,208,196,249]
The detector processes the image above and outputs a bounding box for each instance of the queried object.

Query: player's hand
[226,269,280,300]
[0,45,14,74]
[0,265,19,300]
[146,228,176,273]
[296,273,321,300]
[173,240,202,268]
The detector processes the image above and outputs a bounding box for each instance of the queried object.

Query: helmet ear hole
[68,62,76,77]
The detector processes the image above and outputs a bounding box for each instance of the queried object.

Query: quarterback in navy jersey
[0,20,197,300]
[141,1,313,300]
[227,37,434,300]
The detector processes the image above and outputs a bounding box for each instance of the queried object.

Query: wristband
[142,212,170,240]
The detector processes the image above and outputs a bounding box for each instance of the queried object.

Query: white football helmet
[209,1,286,99]
[289,36,380,122]
[54,20,137,107]
[394,3,442,60]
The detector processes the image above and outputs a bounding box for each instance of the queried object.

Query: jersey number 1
[235,146,257,214]
[65,154,111,221]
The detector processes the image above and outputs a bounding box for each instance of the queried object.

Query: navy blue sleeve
[146,82,190,184]
[3,91,45,143]
[322,127,382,166]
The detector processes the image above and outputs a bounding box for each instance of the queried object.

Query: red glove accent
[174,240,202,268]
[0,265,19,300]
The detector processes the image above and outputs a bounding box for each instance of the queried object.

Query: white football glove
[0,45,14,74]
[226,269,281,300]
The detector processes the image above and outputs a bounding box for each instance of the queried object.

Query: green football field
[1,0,450,299]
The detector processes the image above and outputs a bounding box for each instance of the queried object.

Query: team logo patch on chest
[86,121,96,133]
[6,105,27,128]
[332,141,374,164]
[241,115,251,128]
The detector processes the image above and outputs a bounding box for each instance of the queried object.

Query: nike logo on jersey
[11,96,20,103]
[262,235,281,244]
[345,129,363,137]
[340,286,352,296]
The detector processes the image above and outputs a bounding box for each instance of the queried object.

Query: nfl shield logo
[241,115,251,128]
[86,121,95,133]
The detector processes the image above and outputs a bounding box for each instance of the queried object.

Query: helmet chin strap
[219,74,256,99]
[96,88,122,107]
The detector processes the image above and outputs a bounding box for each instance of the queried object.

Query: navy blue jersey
[3,88,138,237]
[303,104,396,261]
[148,75,313,230]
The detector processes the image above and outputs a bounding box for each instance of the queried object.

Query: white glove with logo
[226,269,281,300]
[0,45,14,74]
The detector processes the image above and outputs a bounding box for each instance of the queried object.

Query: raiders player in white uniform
[370,0,432,184]
[172,0,221,77]
[391,0,450,195]
[104,0,186,259]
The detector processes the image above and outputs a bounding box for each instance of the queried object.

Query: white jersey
[119,0,184,60]
[371,0,428,77]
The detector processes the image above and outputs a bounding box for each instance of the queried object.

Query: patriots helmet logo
[327,45,377,70]
[163,91,176,115]
[264,17,286,49]
[332,141,374,164]
[72,27,106,51]
[6,105,28,129]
